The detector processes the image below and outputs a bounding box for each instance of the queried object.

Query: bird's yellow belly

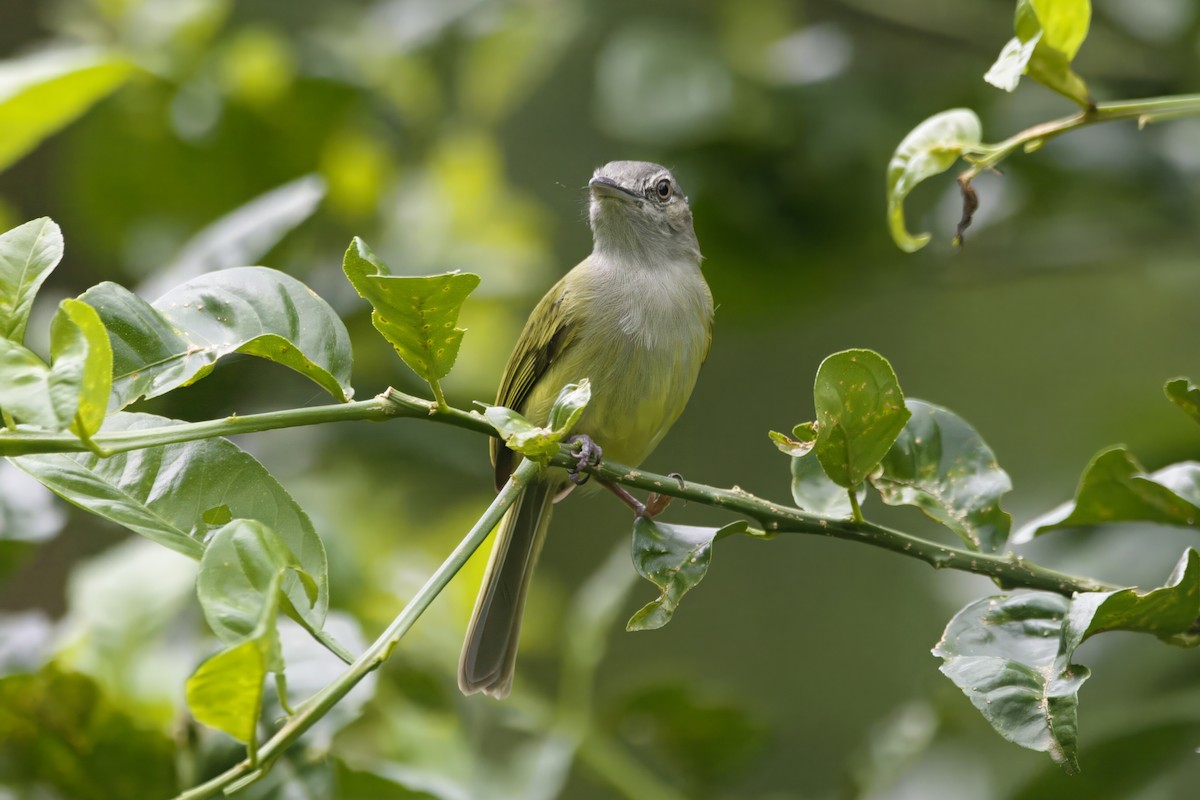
[522,328,704,469]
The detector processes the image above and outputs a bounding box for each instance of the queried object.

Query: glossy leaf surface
[82,267,353,408]
[873,400,1012,552]
[934,592,1086,773]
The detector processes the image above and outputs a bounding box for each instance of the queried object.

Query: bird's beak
[588,175,639,200]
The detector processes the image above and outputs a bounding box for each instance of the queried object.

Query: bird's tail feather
[458,479,556,698]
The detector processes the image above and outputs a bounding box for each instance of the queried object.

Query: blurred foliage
[1,0,1200,798]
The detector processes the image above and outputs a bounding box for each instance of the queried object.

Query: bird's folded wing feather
[492,273,581,489]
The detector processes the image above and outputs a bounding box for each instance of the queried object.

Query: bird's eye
[655,178,672,200]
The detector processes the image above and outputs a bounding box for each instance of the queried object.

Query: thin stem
[559,454,1118,596]
[0,387,494,457]
[172,457,539,800]
[429,377,449,412]
[962,92,1200,181]
[847,487,864,523]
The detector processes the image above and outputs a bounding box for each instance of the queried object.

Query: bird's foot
[566,434,602,485]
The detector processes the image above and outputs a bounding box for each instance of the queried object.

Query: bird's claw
[566,434,602,485]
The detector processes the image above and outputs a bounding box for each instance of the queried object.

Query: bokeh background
[2,0,1199,798]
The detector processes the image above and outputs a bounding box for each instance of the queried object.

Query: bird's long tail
[458,479,556,698]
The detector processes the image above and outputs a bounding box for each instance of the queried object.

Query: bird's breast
[528,256,712,468]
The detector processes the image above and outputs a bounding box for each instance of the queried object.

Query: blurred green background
[2,0,1199,798]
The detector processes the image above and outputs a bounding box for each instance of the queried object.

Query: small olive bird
[458,161,713,698]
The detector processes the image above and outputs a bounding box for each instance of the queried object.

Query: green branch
[173,456,540,800]
[0,387,492,456]
[555,454,1118,596]
[2,387,1115,597]
[962,93,1200,181]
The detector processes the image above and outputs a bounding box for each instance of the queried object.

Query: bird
[458,161,714,698]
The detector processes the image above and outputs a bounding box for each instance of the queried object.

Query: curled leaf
[628,519,747,631]
[886,109,982,253]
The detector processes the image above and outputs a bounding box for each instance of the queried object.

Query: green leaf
[1064,549,1200,651]
[0,217,62,341]
[484,380,591,463]
[627,519,747,631]
[886,109,982,253]
[769,421,816,457]
[1014,448,1200,542]
[0,298,111,435]
[0,666,177,800]
[51,298,112,439]
[933,592,1087,773]
[871,399,1012,552]
[0,49,134,173]
[186,638,268,745]
[985,0,1092,105]
[81,266,354,408]
[790,450,862,518]
[1165,377,1200,426]
[813,349,911,488]
[0,338,58,427]
[198,520,316,662]
[343,237,480,383]
[1016,0,1090,61]
[12,412,328,630]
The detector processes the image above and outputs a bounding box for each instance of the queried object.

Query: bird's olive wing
[492,276,579,489]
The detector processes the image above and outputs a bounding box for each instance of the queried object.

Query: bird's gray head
[587,161,700,264]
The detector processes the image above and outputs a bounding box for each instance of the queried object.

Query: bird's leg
[599,480,648,517]
[565,434,603,486]
[602,472,686,519]
[642,472,686,518]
